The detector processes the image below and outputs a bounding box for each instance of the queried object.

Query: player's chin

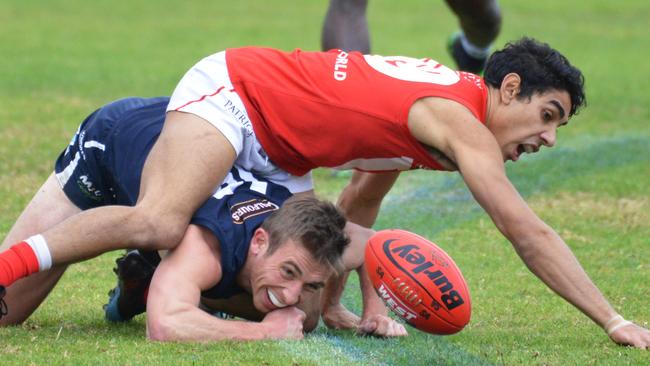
[253,291,273,313]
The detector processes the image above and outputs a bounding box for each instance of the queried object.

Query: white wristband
[604,314,633,335]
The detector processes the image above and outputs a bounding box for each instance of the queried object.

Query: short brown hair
[260,196,349,275]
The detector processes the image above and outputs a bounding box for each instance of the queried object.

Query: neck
[236,258,252,292]
[485,86,499,128]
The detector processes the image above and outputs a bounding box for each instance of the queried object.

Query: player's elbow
[508,224,556,263]
[146,313,178,342]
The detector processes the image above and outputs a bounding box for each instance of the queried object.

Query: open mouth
[267,289,286,308]
[514,144,538,160]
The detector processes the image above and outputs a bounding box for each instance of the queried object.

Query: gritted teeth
[524,144,535,154]
[267,289,286,308]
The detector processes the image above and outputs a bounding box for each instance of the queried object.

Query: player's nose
[283,282,302,306]
[540,128,557,147]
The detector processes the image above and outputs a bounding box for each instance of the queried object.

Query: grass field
[1,0,649,365]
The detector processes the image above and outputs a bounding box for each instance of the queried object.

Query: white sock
[459,32,492,59]
[26,234,53,271]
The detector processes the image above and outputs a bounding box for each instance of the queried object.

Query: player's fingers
[359,320,378,334]
[386,319,398,337]
[395,322,408,336]
[390,320,407,337]
[290,306,307,322]
[378,319,391,336]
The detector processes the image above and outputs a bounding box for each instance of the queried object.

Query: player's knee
[129,208,186,251]
[478,4,502,35]
[330,0,368,13]
[447,0,502,38]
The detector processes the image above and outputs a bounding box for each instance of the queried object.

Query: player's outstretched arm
[409,98,649,348]
[146,224,305,342]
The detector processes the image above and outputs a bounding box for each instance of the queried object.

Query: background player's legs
[444,0,501,73]
[0,173,79,324]
[321,0,371,53]
[444,0,501,48]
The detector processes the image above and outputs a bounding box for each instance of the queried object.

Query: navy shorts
[54,97,170,209]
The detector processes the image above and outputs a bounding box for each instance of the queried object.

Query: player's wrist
[603,314,633,335]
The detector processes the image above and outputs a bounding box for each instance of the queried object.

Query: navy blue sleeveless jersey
[54,97,293,299]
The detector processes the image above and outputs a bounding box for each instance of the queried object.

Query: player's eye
[281,266,295,279]
[305,283,320,292]
[543,110,552,121]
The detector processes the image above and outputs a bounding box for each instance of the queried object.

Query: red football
[365,229,471,335]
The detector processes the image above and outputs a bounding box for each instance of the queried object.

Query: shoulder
[408,96,482,143]
[407,97,492,168]
[182,224,224,274]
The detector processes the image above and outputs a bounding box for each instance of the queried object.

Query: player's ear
[500,73,521,104]
[250,228,269,256]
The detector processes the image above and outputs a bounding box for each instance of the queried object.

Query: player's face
[490,89,572,162]
[248,236,331,313]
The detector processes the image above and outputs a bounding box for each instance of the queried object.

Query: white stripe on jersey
[55,151,81,187]
[213,167,269,199]
[333,157,414,171]
[213,171,242,199]
[235,166,268,194]
[84,140,106,151]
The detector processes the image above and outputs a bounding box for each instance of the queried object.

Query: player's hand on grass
[358,314,408,338]
[262,306,306,340]
[609,322,650,349]
[322,303,361,330]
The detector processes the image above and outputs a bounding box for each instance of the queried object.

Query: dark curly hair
[484,37,586,117]
[261,196,349,275]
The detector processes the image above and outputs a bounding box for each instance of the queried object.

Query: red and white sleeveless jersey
[226,47,488,176]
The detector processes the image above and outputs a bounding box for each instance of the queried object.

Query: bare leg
[321,0,371,53]
[0,173,79,324]
[2,112,236,323]
[444,0,502,47]
[43,111,237,262]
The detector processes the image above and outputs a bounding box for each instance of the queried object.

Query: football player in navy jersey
[0,97,406,339]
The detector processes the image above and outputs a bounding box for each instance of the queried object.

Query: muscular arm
[146,224,304,342]
[409,97,649,347]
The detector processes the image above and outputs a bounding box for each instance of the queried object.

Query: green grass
[2,0,650,365]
